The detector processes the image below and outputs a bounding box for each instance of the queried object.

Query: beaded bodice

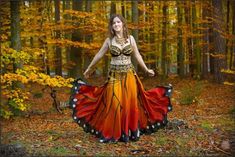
[109,37,133,65]
[110,44,132,57]
[109,38,134,73]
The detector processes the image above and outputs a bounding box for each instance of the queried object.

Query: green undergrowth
[179,81,204,105]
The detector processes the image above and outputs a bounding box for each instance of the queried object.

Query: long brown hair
[108,14,129,40]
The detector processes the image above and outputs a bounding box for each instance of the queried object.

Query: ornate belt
[110,55,131,65]
[109,64,134,72]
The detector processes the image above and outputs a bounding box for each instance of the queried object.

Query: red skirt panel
[69,69,172,142]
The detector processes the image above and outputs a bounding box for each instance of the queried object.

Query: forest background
[0,0,234,156]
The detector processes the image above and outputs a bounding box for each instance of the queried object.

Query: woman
[69,14,172,143]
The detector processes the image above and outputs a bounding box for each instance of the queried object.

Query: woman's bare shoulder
[129,35,136,42]
[105,37,111,46]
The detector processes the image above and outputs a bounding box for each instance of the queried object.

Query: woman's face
[112,17,123,33]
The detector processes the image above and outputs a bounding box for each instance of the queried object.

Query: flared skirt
[69,69,172,142]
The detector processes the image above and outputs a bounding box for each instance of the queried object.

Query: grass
[200,121,214,132]
[155,136,168,145]
[229,107,235,114]
[175,136,188,146]
[9,140,26,146]
[33,92,43,98]
[94,151,112,157]
[217,117,235,132]
[47,130,59,135]
[179,81,203,105]
[47,146,75,156]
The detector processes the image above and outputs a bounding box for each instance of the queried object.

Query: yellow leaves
[34,73,74,88]
[22,47,45,57]
[210,53,225,59]
[1,73,28,85]
[145,59,156,64]
[221,69,235,74]
[23,65,39,73]
[48,136,53,142]
[46,39,101,50]
[1,88,29,118]
[51,24,77,31]
[1,45,31,66]
[2,65,74,88]
[17,67,71,86]
[223,82,235,86]
[2,89,29,100]
[63,10,95,19]
[21,31,50,38]
[0,34,8,41]
[1,64,75,119]
[28,73,38,80]
[2,45,47,69]
[0,109,13,119]
[17,100,27,111]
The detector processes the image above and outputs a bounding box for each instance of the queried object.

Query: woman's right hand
[147,69,155,77]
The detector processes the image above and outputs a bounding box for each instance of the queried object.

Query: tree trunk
[202,2,210,78]
[63,0,71,77]
[101,2,116,77]
[192,0,201,79]
[212,0,226,83]
[161,1,167,78]
[10,0,23,89]
[85,1,92,42]
[184,1,193,76]
[131,1,139,71]
[208,0,214,74]
[149,2,156,70]
[55,0,62,76]
[84,1,93,76]
[62,0,70,11]
[10,0,22,72]
[43,0,54,75]
[110,2,116,16]
[37,1,49,74]
[231,0,235,69]
[121,0,125,17]
[177,1,184,78]
[225,0,230,68]
[69,0,84,78]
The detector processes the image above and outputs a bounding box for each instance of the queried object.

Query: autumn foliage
[0,1,234,119]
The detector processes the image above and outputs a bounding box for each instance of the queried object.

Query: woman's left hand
[147,69,155,77]
[83,68,91,79]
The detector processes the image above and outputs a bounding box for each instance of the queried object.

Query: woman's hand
[147,69,155,77]
[83,68,91,79]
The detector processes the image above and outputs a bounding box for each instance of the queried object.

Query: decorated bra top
[110,37,133,57]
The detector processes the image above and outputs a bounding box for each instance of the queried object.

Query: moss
[48,146,75,156]
[179,81,204,105]
[155,136,168,145]
[201,121,214,132]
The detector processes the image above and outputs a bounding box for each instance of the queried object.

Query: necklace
[115,36,127,46]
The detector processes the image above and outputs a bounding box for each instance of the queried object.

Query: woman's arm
[84,38,109,78]
[130,35,155,76]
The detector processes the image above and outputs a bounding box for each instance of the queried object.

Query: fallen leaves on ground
[1,77,234,156]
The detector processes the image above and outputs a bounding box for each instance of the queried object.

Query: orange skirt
[69,68,172,142]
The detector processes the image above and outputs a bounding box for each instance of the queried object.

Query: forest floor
[1,76,235,156]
